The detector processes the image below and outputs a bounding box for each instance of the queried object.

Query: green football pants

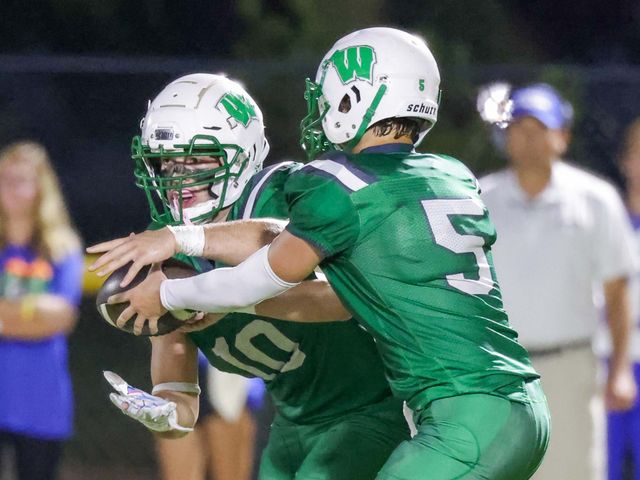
[377,380,550,480]
[258,396,410,480]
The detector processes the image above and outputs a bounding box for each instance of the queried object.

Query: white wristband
[152,382,201,396]
[167,225,205,257]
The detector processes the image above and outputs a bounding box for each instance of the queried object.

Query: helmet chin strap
[171,188,220,225]
[171,197,193,225]
[183,211,195,226]
[179,202,217,225]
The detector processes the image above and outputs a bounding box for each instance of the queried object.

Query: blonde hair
[0,141,82,261]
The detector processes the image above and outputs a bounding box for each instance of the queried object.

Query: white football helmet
[132,73,269,224]
[301,27,441,159]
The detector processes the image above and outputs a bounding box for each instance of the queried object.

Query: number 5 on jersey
[422,198,495,295]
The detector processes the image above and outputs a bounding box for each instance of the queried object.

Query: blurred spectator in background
[480,84,638,480]
[0,142,83,480]
[595,118,640,480]
[154,355,265,480]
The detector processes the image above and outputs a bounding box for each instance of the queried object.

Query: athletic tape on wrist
[152,382,201,396]
[167,225,205,257]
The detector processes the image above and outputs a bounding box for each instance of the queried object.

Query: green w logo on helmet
[328,45,376,84]
[217,93,257,128]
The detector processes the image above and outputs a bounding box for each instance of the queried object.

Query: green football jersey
[284,144,539,412]
[154,162,398,424]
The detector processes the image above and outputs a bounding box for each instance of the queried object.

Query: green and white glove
[103,370,193,433]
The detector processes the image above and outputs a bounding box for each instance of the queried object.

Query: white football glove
[103,370,193,433]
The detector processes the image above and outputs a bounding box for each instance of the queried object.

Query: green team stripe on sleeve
[304,159,370,192]
[241,161,294,219]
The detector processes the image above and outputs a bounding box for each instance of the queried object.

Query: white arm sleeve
[160,246,299,313]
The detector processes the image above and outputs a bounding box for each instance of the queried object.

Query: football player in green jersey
[96,73,409,480]
[90,28,551,479]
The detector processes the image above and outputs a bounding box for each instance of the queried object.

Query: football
[96,259,198,336]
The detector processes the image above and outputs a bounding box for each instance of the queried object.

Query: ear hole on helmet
[339,94,352,113]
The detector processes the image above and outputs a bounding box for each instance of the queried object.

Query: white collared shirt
[480,161,638,350]
[594,217,640,361]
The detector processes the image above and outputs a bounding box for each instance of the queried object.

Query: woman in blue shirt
[0,142,83,480]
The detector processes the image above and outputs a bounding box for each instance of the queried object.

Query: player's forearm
[605,277,633,374]
[153,390,199,439]
[150,331,200,435]
[161,246,299,313]
[201,219,286,266]
[0,296,77,339]
[151,331,199,386]
[256,280,351,323]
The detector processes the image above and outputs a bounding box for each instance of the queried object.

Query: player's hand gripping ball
[96,259,197,336]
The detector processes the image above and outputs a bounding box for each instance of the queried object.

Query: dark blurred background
[1,1,639,478]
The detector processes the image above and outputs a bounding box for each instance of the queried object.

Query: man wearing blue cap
[481,84,638,479]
